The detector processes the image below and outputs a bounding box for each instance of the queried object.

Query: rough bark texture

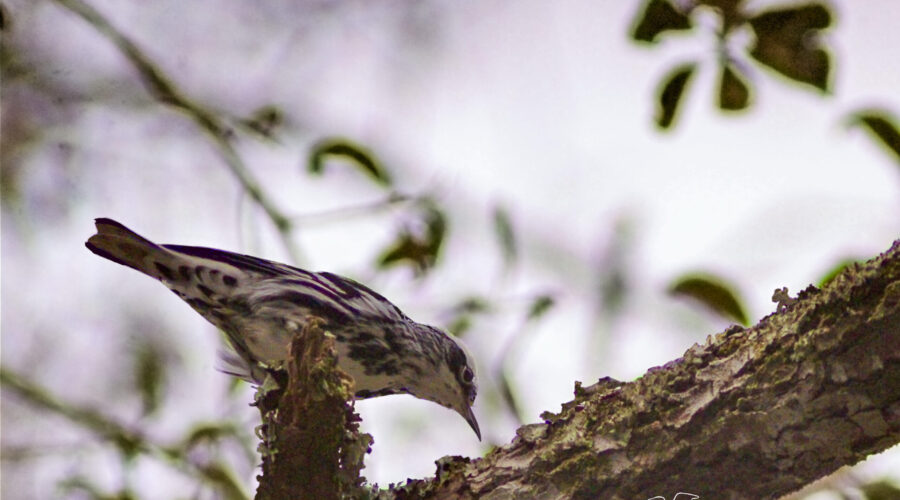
[384,239,900,499]
[255,319,372,500]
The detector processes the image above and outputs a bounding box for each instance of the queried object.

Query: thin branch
[290,192,418,225]
[0,367,250,500]
[51,0,302,263]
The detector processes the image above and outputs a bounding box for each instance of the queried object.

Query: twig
[290,192,418,225]
[0,367,250,500]
[51,0,302,263]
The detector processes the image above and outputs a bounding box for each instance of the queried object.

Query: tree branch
[51,0,303,263]
[0,367,250,500]
[255,319,372,500]
[387,239,900,500]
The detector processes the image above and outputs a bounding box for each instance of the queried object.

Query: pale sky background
[2,0,899,498]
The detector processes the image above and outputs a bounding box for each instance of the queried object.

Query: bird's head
[406,325,481,440]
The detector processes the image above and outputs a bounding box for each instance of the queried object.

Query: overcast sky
[3,0,899,497]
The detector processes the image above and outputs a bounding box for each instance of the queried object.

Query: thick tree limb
[255,319,372,500]
[386,239,900,499]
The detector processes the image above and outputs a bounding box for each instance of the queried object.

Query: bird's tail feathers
[86,218,178,280]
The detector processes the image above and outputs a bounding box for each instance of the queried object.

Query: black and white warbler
[86,218,480,439]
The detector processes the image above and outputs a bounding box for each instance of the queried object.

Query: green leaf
[445,296,492,336]
[496,366,525,424]
[198,462,251,500]
[133,341,167,416]
[669,273,749,325]
[241,105,284,139]
[817,257,861,287]
[492,205,518,266]
[718,63,751,111]
[452,296,491,314]
[848,110,900,163]
[58,476,138,500]
[861,479,900,500]
[377,202,446,275]
[447,315,473,336]
[526,294,556,321]
[182,422,241,449]
[748,3,832,91]
[631,0,692,43]
[307,138,392,187]
[656,62,697,129]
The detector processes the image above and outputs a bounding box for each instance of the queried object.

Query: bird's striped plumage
[86,218,480,439]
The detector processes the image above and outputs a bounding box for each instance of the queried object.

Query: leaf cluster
[632,0,835,129]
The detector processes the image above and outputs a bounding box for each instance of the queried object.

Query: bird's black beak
[463,405,481,441]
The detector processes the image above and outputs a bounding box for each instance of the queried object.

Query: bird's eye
[460,366,474,384]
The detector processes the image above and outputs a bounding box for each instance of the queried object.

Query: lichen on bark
[255,319,373,500]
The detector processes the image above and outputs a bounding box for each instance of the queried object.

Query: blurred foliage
[308,137,393,187]
[240,105,286,141]
[656,62,697,129]
[445,296,492,337]
[492,204,519,270]
[592,217,634,318]
[861,479,900,500]
[132,340,168,416]
[0,28,83,213]
[669,273,750,326]
[0,2,9,30]
[58,476,138,500]
[718,62,751,111]
[748,3,832,91]
[1,367,253,499]
[631,0,692,43]
[526,294,556,321]
[493,292,559,424]
[817,257,862,288]
[848,110,900,164]
[632,0,834,129]
[377,199,446,275]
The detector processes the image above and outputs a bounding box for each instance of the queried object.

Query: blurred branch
[1,367,148,456]
[492,294,557,425]
[254,319,371,500]
[50,0,302,263]
[0,367,250,500]
[290,192,420,225]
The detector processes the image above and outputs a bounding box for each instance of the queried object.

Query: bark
[255,319,372,500]
[385,239,900,500]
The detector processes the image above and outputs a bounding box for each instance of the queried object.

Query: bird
[85,218,480,439]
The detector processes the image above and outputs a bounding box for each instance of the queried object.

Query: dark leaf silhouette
[669,273,749,325]
[377,202,446,275]
[133,341,167,416]
[526,294,555,321]
[748,3,832,91]
[492,205,518,267]
[308,138,392,187]
[860,479,900,500]
[848,110,900,163]
[445,296,492,336]
[656,62,697,129]
[719,63,751,111]
[631,0,692,43]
